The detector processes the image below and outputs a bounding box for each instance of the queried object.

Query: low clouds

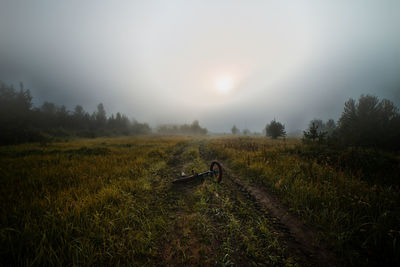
[1,0,399,132]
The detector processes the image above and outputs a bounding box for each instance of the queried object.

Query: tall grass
[1,136,295,266]
[0,137,180,265]
[208,137,400,266]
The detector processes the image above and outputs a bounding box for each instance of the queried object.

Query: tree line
[156,120,208,135]
[0,81,211,145]
[2,81,399,150]
[0,81,152,145]
[302,95,400,151]
[230,95,400,151]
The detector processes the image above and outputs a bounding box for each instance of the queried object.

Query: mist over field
[2,2,400,266]
[1,0,400,133]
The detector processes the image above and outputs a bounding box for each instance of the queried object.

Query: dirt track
[223,166,338,267]
[199,141,338,266]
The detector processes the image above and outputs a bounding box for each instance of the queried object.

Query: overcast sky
[1,0,399,133]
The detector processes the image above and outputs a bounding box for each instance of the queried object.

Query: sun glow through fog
[216,76,233,94]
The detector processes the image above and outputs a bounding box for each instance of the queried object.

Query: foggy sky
[1,0,399,133]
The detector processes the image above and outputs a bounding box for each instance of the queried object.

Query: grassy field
[207,137,400,266]
[0,136,399,266]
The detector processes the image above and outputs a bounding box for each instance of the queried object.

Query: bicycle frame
[172,161,222,183]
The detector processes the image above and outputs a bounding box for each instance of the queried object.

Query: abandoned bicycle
[172,161,223,183]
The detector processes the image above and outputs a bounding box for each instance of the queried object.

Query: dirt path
[162,140,338,266]
[198,141,338,266]
[225,167,338,267]
[161,140,216,266]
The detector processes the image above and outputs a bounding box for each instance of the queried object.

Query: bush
[265,119,286,139]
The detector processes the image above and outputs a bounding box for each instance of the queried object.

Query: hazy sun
[215,76,233,94]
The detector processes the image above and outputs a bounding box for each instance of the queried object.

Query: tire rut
[199,141,338,267]
[226,167,337,267]
[162,140,215,266]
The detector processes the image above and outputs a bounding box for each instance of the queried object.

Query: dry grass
[208,136,400,266]
[0,136,294,266]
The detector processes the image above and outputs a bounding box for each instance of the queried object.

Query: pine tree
[265,119,286,139]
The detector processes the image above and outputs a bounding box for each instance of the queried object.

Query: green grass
[0,137,179,265]
[208,137,400,266]
[0,137,294,266]
[2,136,398,266]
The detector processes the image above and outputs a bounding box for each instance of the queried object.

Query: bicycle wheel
[210,161,223,183]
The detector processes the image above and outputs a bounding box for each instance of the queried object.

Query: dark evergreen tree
[265,119,286,139]
[325,119,336,136]
[242,129,250,135]
[303,122,327,143]
[337,95,400,150]
[0,81,33,144]
[95,103,107,129]
[231,125,239,135]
